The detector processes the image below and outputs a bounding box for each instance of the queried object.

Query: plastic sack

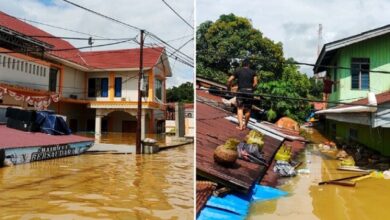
[237,142,267,165]
[273,160,297,177]
[275,145,292,162]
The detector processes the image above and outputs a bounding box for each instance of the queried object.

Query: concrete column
[141,110,146,140]
[95,115,102,136]
[175,102,185,137]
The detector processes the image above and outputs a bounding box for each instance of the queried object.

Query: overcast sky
[0,0,194,87]
[197,0,390,75]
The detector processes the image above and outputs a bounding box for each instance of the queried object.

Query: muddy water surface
[81,132,178,147]
[0,134,193,220]
[249,128,390,220]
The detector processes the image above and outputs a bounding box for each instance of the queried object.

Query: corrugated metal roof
[196,91,285,193]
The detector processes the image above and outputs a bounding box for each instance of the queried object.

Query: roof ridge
[80,46,165,54]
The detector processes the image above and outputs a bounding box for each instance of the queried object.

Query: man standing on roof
[227,59,258,130]
[322,74,338,109]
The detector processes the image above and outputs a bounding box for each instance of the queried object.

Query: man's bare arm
[227,75,235,89]
[253,76,258,88]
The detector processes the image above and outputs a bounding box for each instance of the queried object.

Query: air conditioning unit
[70,94,78,99]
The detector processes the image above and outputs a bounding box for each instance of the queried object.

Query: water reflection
[80,132,177,147]
[248,128,390,219]
[0,144,193,219]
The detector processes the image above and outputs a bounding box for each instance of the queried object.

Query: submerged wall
[326,119,390,155]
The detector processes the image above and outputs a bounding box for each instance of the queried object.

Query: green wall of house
[326,119,390,156]
[328,33,390,105]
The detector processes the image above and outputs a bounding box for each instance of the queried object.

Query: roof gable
[314,25,390,73]
[0,11,166,71]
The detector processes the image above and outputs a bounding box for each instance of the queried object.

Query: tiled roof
[80,48,164,69]
[0,11,164,70]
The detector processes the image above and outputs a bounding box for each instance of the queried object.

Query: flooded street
[0,134,193,219]
[80,132,182,147]
[249,128,390,220]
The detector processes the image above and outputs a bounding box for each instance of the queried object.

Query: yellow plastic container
[275,145,292,162]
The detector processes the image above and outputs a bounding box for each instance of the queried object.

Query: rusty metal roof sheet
[196,95,284,193]
[196,181,217,215]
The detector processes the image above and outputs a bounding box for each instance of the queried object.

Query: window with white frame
[142,75,149,98]
[155,78,163,101]
[351,58,369,90]
[88,78,109,98]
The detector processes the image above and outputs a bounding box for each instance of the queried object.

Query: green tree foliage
[309,77,324,99]
[197,14,321,122]
[257,62,312,122]
[197,13,285,77]
[166,82,194,103]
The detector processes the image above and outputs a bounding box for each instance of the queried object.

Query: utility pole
[317,24,323,56]
[136,30,144,154]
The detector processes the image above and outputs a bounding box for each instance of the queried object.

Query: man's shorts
[236,88,253,110]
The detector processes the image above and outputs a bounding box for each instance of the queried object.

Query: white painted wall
[117,71,139,101]
[0,54,50,91]
[86,71,151,102]
[165,119,194,137]
[62,66,85,99]
[185,118,194,137]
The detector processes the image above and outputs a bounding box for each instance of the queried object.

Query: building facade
[0,11,171,138]
[315,25,390,155]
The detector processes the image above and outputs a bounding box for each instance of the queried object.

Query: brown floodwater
[249,127,390,220]
[80,132,179,147]
[0,134,194,219]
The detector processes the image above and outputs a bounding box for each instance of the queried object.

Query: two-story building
[314,25,390,155]
[0,11,171,139]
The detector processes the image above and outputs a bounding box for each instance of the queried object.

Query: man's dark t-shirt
[233,67,256,109]
[234,67,255,89]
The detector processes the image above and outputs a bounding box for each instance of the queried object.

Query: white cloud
[197,0,390,75]
[0,0,194,86]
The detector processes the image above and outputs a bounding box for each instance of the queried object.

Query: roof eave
[87,67,152,72]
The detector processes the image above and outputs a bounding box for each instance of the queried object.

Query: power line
[164,34,194,43]
[61,0,193,64]
[146,39,194,68]
[15,16,107,39]
[147,33,193,62]
[61,0,141,32]
[0,38,136,54]
[196,51,390,74]
[21,35,137,41]
[197,87,385,108]
[161,0,194,29]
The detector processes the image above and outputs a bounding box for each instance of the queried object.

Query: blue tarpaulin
[198,207,245,220]
[36,111,71,135]
[251,185,288,202]
[198,185,288,219]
